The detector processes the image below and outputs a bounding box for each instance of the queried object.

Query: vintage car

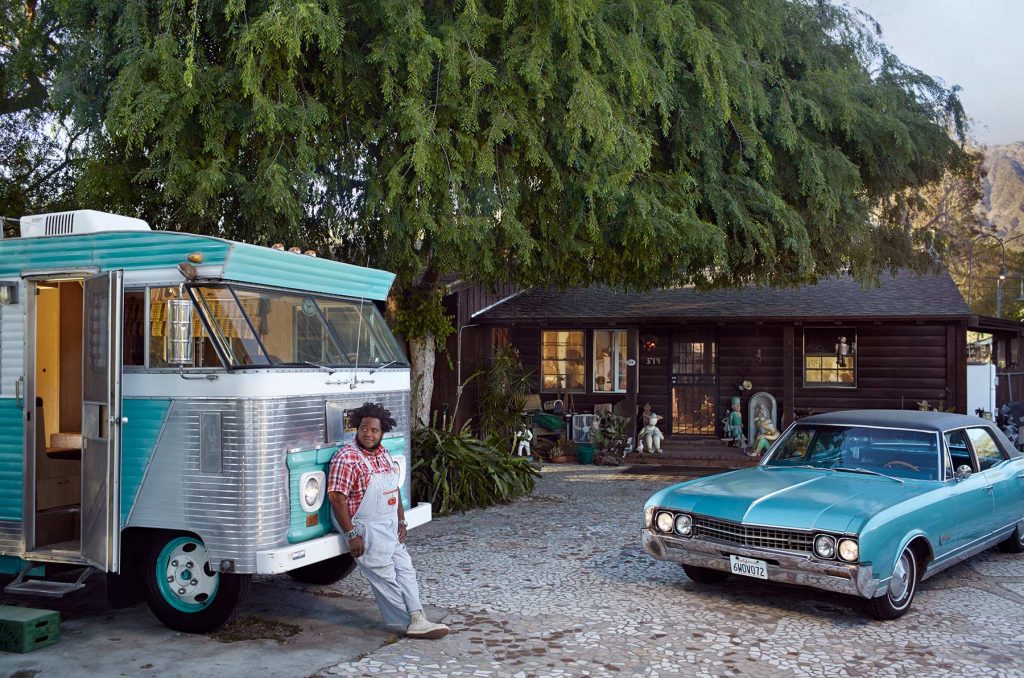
[643,410,1024,619]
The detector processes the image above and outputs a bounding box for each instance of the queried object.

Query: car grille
[692,515,814,553]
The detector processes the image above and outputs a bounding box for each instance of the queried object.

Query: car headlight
[645,506,655,529]
[655,511,675,533]
[813,534,836,559]
[299,471,326,512]
[674,514,693,536]
[838,538,859,562]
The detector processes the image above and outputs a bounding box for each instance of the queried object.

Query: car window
[765,425,940,480]
[967,428,1007,471]
[945,429,974,474]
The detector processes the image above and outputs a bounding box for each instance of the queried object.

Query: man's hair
[347,402,396,433]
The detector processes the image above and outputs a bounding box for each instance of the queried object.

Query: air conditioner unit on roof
[19,209,150,238]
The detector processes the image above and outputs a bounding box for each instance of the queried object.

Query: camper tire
[287,554,357,585]
[143,532,251,633]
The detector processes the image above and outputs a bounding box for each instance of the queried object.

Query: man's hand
[348,535,365,557]
[398,522,407,544]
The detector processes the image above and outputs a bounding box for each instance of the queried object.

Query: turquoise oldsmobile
[643,410,1024,619]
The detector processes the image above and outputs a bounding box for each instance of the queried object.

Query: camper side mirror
[166,298,195,367]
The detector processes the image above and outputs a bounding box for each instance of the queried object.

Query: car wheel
[143,532,251,633]
[998,524,1024,554]
[682,564,729,584]
[868,546,917,620]
[287,554,357,585]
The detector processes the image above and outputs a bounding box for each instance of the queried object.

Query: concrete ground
[4,465,1024,677]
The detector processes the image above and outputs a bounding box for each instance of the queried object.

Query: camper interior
[32,278,84,553]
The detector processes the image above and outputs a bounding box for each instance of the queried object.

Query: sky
[844,0,1024,146]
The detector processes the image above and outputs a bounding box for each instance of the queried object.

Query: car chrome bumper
[642,529,886,599]
[256,502,433,574]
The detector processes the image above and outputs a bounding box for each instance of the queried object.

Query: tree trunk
[409,333,436,428]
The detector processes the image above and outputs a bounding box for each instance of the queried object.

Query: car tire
[287,554,357,585]
[143,532,251,633]
[682,564,729,584]
[868,546,917,620]
[998,524,1024,554]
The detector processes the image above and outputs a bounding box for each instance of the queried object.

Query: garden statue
[750,417,780,457]
[835,336,850,367]
[747,391,778,445]
[513,424,533,457]
[722,396,746,447]
[636,412,665,454]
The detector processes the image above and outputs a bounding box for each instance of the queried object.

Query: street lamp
[966,232,1007,317]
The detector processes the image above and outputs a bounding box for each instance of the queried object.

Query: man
[327,402,449,639]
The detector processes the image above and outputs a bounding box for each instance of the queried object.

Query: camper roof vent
[19,210,150,238]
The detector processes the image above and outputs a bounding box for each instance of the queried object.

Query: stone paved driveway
[307,465,1024,678]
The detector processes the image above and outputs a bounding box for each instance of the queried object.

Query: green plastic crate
[0,605,60,653]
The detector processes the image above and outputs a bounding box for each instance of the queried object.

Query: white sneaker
[406,610,449,639]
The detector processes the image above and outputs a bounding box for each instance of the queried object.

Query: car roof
[797,410,993,434]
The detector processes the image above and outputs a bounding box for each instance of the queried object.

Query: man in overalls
[327,402,449,639]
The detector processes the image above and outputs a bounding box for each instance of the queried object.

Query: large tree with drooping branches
[13,0,972,423]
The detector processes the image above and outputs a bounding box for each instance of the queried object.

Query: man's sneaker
[406,611,449,639]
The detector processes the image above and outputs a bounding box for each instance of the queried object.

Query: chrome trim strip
[923,524,1016,579]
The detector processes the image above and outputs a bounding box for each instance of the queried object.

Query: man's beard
[356,437,380,452]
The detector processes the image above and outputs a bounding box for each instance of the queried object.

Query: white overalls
[332,450,423,626]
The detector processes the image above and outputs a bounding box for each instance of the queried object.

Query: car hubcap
[157,537,219,612]
[888,552,911,602]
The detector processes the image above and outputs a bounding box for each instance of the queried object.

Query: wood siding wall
[469,320,968,437]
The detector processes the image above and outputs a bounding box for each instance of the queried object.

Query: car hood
[653,466,924,534]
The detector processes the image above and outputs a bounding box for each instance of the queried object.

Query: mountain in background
[985,141,1024,245]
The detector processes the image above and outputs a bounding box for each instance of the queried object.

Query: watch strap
[344,528,359,540]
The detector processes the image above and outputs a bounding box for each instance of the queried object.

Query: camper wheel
[287,554,357,585]
[143,532,251,633]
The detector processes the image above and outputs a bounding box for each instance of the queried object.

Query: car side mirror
[166,298,195,366]
[954,465,973,481]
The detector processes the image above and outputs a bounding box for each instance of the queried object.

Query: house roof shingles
[475,271,969,323]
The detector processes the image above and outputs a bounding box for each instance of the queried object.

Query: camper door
[81,271,123,571]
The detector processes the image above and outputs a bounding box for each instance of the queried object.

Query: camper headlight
[299,471,326,513]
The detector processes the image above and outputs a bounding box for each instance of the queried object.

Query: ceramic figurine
[722,396,745,447]
[514,425,533,457]
[637,413,665,454]
[750,417,780,457]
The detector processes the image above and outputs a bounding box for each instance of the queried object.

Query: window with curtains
[541,330,585,392]
[593,330,627,392]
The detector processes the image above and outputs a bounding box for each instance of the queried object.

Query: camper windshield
[191,285,406,368]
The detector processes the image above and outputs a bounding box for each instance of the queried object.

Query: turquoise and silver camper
[0,210,429,632]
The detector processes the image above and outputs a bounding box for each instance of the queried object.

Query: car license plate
[729,555,768,580]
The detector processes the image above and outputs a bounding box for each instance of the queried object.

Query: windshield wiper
[368,359,400,375]
[832,467,905,484]
[300,360,339,375]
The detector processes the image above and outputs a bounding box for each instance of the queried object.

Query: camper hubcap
[156,537,219,612]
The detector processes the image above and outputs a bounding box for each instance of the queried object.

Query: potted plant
[546,436,576,463]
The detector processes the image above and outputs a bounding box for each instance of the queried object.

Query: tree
[0,0,80,234]
[51,0,969,423]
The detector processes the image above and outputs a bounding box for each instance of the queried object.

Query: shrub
[412,414,540,516]
[479,345,533,440]
[591,411,630,458]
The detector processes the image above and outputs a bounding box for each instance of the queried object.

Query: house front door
[670,329,717,436]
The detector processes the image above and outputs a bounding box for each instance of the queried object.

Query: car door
[967,426,1023,535]
[945,429,995,551]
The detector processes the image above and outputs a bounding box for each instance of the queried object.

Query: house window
[804,327,856,387]
[541,330,585,392]
[593,330,627,392]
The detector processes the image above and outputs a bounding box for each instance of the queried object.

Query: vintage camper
[0,210,429,632]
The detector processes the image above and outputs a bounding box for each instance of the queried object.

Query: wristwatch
[344,528,359,540]
[398,519,408,527]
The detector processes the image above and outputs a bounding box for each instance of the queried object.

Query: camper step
[4,579,87,598]
[4,564,97,599]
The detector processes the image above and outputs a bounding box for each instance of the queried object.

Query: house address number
[645,357,662,366]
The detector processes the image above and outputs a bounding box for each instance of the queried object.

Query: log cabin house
[433,270,978,443]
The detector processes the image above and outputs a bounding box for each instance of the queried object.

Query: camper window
[148,287,223,368]
[316,297,407,367]
[231,288,345,366]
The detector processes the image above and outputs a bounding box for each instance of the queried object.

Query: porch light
[999,265,1008,281]
[0,281,17,305]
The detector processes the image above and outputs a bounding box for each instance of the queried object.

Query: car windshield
[191,285,408,368]
[763,424,941,481]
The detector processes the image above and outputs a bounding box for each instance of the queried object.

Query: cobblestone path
[305,466,1024,677]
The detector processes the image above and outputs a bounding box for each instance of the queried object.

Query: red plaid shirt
[327,442,398,517]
